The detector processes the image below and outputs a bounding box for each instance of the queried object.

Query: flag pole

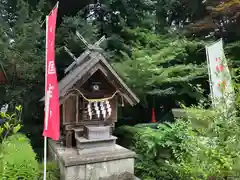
[43,91,50,180]
[43,3,59,179]
[43,14,49,180]
[205,45,215,107]
[41,1,59,27]
[43,137,48,179]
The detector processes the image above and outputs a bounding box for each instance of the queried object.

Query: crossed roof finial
[64,31,106,74]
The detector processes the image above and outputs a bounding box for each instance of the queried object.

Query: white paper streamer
[94,102,100,118]
[105,100,111,117]
[100,101,106,119]
[87,102,92,120]
[96,110,100,118]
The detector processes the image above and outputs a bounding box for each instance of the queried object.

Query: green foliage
[0,1,46,150]
[0,105,22,143]
[1,133,40,180]
[119,94,240,179]
[173,99,240,179]
[118,122,192,179]
[38,161,60,180]
[184,107,216,134]
[227,41,240,115]
[55,12,99,75]
[0,0,45,104]
[234,82,240,115]
[103,0,205,34]
[113,28,206,104]
[107,0,156,29]
[56,16,210,108]
[186,0,240,39]
[115,125,146,148]
[0,0,47,158]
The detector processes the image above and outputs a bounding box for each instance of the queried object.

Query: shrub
[173,102,240,179]
[114,125,145,148]
[38,161,60,180]
[116,123,188,179]
[0,105,22,143]
[1,133,40,180]
[133,121,193,180]
[119,101,240,180]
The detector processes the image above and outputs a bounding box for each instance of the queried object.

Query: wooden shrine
[41,32,139,180]
[41,32,139,149]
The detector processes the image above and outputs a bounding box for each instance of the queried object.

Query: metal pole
[43,91,50,180]
[43,14,49,180]
[43,3,59,179]
[41,1,59,27]
[43,136,48,180]
[205,45,215,107]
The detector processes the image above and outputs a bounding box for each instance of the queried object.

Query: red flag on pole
[42,3,59,141]
[151,107,156,123]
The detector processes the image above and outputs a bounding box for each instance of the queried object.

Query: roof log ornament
[64,31,106,74]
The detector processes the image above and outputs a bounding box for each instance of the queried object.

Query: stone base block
[99,172,135,180]
[48,139,136,180]
[75,135,117,150]
[83,126,111,140]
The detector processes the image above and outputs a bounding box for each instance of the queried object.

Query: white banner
[205,39,234,107]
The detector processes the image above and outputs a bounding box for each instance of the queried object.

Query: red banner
[42,5,60,141]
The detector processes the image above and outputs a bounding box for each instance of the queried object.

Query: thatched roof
[40,51,139,106]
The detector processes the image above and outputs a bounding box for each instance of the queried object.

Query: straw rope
[65,88,120,102]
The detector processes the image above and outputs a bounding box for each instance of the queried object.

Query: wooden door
[63,94,77,125]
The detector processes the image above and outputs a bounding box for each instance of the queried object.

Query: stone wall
[48,139,137,180]
[60,158,135,180]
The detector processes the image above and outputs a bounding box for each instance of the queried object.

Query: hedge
[1,133,40,180]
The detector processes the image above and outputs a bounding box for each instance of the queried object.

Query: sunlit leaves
[113,28,206,102]
[13,124,21,134]
[0,105,23,143]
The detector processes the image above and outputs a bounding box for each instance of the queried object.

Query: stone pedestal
[48,139,137,180]
[83,126,111,140]
[76,135,117,150]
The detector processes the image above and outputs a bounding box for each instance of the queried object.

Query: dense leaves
[0,0,48,158]
[109,28,208,112]
[117,99,240,179]
[0,105,22,143]
[186,0,240,40]
[38,162,60,180]
[0,0,45,112]
[1,133,40,180]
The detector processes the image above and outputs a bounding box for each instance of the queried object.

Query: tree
[113,28,207,107]
[0,0,47,157]
[56,4,210,121]
[0,0,45,104]
[185,0,240,40]
[55,10,100,79]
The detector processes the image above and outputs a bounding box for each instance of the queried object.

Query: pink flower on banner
[216,64,224,72]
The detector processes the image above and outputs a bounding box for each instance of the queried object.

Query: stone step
[76,135,117,150]
[84,125,111,140]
